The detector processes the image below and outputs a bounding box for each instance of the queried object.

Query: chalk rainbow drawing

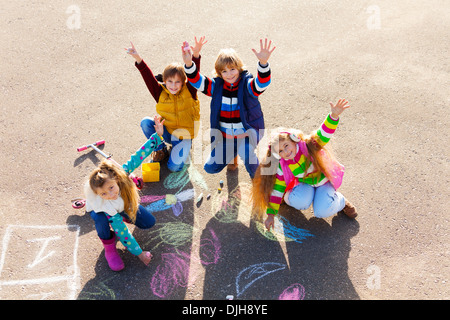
[235,262,286,298]
[278,283,306,300]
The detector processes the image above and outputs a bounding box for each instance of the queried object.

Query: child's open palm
[252,38,276,65]
[191,36,208,58]
[153,115,165,137]
[330,99,351,118]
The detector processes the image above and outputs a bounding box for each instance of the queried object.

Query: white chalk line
[0,224,80,300]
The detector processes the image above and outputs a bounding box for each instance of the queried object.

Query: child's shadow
[280,206,360,299]
[200,178,360,300]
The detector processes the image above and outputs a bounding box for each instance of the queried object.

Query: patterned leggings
[90,205,156,256]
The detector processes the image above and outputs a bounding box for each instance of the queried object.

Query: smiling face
[220,65,240,84]
[95,178,120,201]
[164,74,183,95]
[273,138,297,160]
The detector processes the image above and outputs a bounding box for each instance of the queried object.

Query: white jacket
[84,181,124,216]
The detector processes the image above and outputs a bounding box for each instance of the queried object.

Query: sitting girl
[84,117,165,271]
[252,99,357,231]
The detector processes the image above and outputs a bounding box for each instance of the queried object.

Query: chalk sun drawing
[236,262,286,298]
[144,221,194,251]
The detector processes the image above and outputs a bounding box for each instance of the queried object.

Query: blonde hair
[251,129,337,220]
[89,160,140,222]
[162,62,187,84]
[214,48,246,77]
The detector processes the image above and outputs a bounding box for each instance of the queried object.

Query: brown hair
[89,160,140,222]
[162,62,187,84]
[251,130,336,220]
[213,48,246,78]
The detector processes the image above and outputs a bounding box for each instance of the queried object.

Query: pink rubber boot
[101,235,125,271]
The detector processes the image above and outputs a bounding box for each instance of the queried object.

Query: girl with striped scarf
[252,99,357,230]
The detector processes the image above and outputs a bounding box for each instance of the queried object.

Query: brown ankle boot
[150,145,170,162]
[340,200,357,218]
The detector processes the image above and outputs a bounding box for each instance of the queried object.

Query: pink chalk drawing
[199,228,221,266]
[278,283,306,300]
[150,228,221,299]
[151,253,190,298]
[140,195,166,203]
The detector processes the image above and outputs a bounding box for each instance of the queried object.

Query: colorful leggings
[89,205,156,256]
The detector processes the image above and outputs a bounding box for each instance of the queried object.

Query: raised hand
[125,41,142,64]
[181,41,193,67]
[153,115,165,137]
[251,38,276,65]
[192,36,207,58]
[329,99,351,119]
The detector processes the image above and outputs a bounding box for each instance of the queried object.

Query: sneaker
[150,145,170,162]
[339,200,357,219]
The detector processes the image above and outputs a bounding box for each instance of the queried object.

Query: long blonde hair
[89,160,140,222]
[252,129,336,220]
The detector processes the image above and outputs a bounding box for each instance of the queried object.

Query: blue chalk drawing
[236,262,286,298]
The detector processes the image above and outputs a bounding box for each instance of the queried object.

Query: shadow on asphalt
[72,163,360,300]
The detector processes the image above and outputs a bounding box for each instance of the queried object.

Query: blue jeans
[286,182,346,218]
[140,117,192,172]
[89,205,156,240]
[204,136,259,178]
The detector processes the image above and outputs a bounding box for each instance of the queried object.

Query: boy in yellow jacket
[126,37,207,172]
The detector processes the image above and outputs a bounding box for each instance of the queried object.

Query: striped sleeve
[316,114,340,146]
[184,62,214,97]
[248,62,271,97]
[266,164,287,216]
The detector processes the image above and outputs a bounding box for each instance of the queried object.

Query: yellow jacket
[156,85,200,140]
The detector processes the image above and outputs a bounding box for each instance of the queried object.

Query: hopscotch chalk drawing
[0,225,80,300]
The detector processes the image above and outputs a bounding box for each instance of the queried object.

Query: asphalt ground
[0,0,448,301]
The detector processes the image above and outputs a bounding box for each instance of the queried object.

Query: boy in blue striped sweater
[183,38,275,178]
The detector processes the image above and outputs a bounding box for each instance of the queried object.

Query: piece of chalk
[196,193,203,202]
[226,295,234,300]
[219,180,224,186]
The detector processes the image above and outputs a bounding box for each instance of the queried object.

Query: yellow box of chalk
[142,162,160,182]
